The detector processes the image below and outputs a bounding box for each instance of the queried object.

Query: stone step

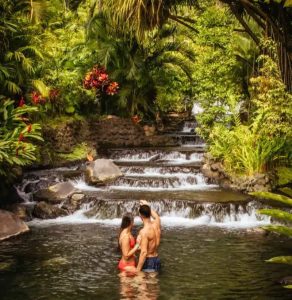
[82,189,249,204]
[105,146,206,153]
[114,160,203,168]
[120,166,201,175]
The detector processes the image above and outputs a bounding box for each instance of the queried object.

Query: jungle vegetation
[0,0,291,182]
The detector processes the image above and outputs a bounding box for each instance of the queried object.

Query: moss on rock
[57,142,92,162]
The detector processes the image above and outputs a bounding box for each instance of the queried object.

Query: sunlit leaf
[266,256,292,265]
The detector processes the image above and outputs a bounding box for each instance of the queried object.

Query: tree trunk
[222,0,292,91]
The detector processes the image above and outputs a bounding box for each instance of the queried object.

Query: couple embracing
[118,200,161,273]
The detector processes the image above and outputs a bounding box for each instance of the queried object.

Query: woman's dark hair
[118,213,133,251]
[120,213,133,230]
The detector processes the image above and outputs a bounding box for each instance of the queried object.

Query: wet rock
[210,162,223,172]
[33,202,68,219]
[219,178,232,190]
[144,125,156,137]
[34,182,77,204]
[85,159,123,186]
[201,164,219,179]
[0,209,29,241]
[71,193,85,202]
[8,204,31,221]
[69,193,85,210]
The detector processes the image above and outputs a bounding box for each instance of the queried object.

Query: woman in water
[118,213,140,272]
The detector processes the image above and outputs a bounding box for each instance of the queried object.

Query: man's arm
[140,200,161,229]
[136,232,148,271]
[150,207,161,230]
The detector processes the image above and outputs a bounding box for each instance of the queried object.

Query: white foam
[112,152,159,162]
[192,103,204,115]
[160,214,270,228]
[182,121,197,133]
[110,172,217,190]
[71,178,103,191]
[28,206,270,229]
[158,152,203,163]
[71,173,218,191]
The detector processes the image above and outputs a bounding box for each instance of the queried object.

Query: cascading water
[29,199,269,229]
[18,121,271,229]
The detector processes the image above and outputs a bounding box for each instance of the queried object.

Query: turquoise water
[0,223,291,300]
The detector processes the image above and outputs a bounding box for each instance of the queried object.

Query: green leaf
[250,192,292,206]
[280,188,292,198]
[65,106,75,114]
[258,208,292,223]
[284,0,292,7]
[283,285,292,289]
[31,80,49,97]
[262,225,292,237]
[4,81,22,94]
[266,256,292,265]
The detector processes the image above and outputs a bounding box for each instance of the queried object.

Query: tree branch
[229,4,260,45]
[168,14,199,33]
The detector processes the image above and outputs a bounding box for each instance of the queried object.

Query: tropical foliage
[107,0,292,90]
[208,49,292,176]
[251,191,292,289]
[87,12,195,116]
[0,0,43,97]
[0,0,291,181]
[0,98,43,179]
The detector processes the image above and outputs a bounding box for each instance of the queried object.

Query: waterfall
[28,199,270,228]
[20,121,271,229]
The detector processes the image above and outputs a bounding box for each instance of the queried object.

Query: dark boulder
[33,202,68,219]
[34,182,77,204]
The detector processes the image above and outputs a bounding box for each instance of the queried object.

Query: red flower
[27,124,32,133]
[106,82,119,95]
[131,115,141,124]
[31,91,46,105]
[83,66,119,96]
[18,97,25,107]
[18,133,24,142]
[98,73,108,82]
[31,91,40,104]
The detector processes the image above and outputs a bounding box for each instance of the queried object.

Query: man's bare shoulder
[139,227,147,236]
[151,220,160,231]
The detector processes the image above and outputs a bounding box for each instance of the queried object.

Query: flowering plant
[83,66,119,95]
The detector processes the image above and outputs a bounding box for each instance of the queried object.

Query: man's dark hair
[139,205,151,218]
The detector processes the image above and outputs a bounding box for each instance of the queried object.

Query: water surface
[0,224,291,300]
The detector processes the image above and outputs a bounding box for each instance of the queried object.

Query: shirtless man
[136,200,161,272]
